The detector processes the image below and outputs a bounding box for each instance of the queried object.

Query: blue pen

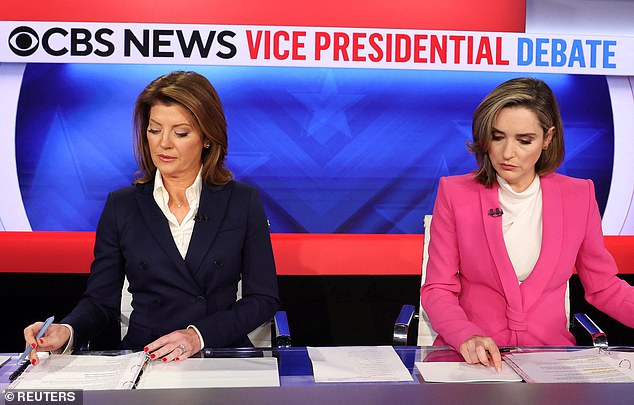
[16,315,55,365]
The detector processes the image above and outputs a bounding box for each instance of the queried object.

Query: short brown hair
[133,71,233,185]
[468,77,565,187]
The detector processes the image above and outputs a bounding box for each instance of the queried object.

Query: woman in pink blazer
[420,78,634,371]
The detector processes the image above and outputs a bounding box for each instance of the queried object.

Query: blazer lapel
[519,174,564,307]
[136,183,196,284]
[185,182,234,276]
[480,183,522,308]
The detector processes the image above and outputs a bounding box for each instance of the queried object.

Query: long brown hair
[133,71,233,185]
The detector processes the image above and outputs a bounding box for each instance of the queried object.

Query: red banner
[1,1,526,32]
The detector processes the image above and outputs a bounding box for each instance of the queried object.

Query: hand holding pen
[22,316,71,365]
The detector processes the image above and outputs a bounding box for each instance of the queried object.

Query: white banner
[1,21,634,75]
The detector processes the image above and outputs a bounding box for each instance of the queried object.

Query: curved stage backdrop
[1,0,633,235]
[12,66,617,234]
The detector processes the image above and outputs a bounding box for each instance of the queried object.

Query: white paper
[0,356,11,367]
[8,352,146,390]
[307,346,413,383]
[415,361,523,383]
[504,348,634,383]
[606,350,634,369]
[136,357,280,389]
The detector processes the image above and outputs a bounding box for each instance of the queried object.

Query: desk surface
[2,346,634,405]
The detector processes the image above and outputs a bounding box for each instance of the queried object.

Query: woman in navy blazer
[24,71,279,364]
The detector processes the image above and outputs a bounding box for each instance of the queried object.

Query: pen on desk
[9,360,30,381]
[500,347,520,353]
[16,315,55,365]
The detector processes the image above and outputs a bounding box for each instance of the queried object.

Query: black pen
[500,347,520,353]
[9,360,30,381]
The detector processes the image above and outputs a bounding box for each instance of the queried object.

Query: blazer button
[213,260,223,268]
[196,296,206,304]
[139,261,148,270]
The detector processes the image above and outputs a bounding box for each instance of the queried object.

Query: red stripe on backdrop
[0,232,424,275]
[272,233,424,275]
[1,232,633,276]
[0,231,96,274]
[1,1,526,32]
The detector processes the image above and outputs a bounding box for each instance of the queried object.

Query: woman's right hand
[23,322,70,365]
[459,335,502,372]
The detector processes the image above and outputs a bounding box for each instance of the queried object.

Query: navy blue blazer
[62,180,280,349]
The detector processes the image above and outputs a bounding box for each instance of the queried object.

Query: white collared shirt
[497,174,543,283]
[153,168,203,259]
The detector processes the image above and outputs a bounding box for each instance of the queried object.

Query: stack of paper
[8,353,281,390]
[504,348,634,383]
[8,352,147,390]
[415,361,522,383]
[136,357,280,389]
[307,346,413,383]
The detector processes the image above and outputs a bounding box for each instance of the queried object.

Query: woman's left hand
[144,328,201,363]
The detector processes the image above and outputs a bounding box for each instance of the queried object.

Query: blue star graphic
[289,71,365,145]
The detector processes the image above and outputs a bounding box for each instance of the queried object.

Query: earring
[204,143,211,149]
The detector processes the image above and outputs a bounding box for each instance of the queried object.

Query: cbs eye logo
[9,26,40,56]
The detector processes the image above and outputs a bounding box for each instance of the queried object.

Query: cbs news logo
[9,25,115,57]
[7,25,237,59]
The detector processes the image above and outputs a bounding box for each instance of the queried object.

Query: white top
[497,175,543,283]
[153,168,203,259]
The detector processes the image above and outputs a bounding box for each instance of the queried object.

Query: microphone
[194,212,208,222]
[488,208,504,217]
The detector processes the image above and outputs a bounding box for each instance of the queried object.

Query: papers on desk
[8,352,147,390]
[415,361,522,383]
[307,346,413,383]
[8,353,280,390]
[0,355,11,367]
[503,348,634,383]
[136,357,280,389]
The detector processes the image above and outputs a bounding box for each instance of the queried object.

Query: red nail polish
[31,359,36,365]
[39,338,44,344]
[144,347,149,352]
[161,357,167,362]
[150,354,156,359]
[175,357,180,361]
[31,343,37,348]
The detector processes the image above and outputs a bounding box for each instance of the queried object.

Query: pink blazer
[420,173,634,350]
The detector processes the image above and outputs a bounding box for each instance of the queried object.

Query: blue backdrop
[16,64,614,233]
